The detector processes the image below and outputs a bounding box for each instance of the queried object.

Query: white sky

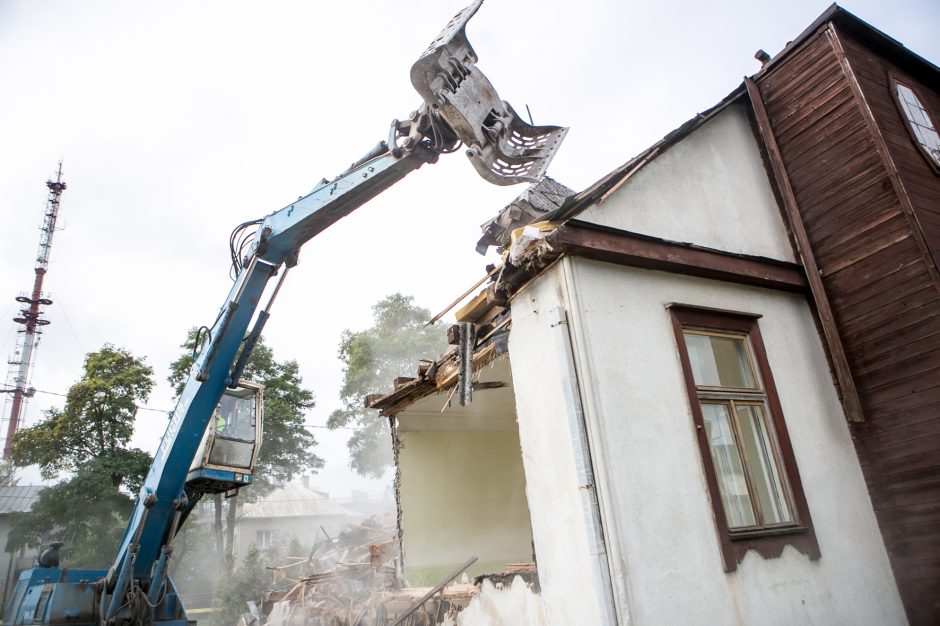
[1,0,937,498]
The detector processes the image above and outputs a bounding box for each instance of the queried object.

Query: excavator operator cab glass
[208,385,259,468]
[187,380,263,494]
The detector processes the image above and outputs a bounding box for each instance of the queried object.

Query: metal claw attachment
[410,0,568,185]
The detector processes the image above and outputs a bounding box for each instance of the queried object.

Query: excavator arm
[6,2,566,624]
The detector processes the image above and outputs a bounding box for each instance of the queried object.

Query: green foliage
[13,345,154,480]
[209,535,302,626]
[209,545,269,626]
[328,293,446,477]
[8,345,155,567]
[0,459,18,487]
[168,331,323,491]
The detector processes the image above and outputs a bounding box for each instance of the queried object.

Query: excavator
[3,2,566,624]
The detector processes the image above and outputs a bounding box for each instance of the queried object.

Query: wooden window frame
[669,304,820,571]
[889,73,940,175]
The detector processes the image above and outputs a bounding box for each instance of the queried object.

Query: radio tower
[2,162,66,459]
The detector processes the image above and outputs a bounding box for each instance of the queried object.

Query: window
[892,77,940,172]
[669,305,819,571]
[256,529,275,550]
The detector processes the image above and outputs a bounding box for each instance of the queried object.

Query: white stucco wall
[397,428,534,584]
[508,276,610,626]
[577,103,795,262]
[509,257,905,626]
[234,514,349,562]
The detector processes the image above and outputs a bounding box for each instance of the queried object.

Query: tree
[209,536,303,626]
[8,345,155,567]
[0,459,18,488]
[328,293,446,477]
[168,331,322,562]
[210,545,269,626]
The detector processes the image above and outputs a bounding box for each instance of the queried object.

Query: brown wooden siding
[840,30,940,270]
[756,25,940,625]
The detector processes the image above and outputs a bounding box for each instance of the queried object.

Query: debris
[440,577,547,626]
[237,516,482,626]
[391,557,478,626]
[457,323,476,407]
[507,222,556,265]
[476,177,573,255]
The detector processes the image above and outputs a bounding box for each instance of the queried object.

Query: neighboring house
[341,489,396,519]
[368,5,937,625]
[234,479,359,562]
[0,486,42,613]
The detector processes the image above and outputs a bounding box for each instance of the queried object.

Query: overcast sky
[1,0,937,498]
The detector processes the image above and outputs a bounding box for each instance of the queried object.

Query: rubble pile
[237,516,477,626]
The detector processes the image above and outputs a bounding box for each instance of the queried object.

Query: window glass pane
[208,438,254,469]
[214,389,257,442]
[701,403,756,528]
[736,404,793,525]
[896,83,940,167]
[685,332,755,388]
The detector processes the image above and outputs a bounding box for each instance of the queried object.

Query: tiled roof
[0,485,43,515]
[239,482,359,520]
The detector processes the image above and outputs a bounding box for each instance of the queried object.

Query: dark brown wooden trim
[745,76,866,423]
[667,303,762,320]
[828,24,940,291]
[669,305,821,571]
[552,221,809,293]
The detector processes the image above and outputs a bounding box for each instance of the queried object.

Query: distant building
[0,486,43,613]
[234,479,359,562]
[341,488,396,519]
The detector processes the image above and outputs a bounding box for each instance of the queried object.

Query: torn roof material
[369,4,930,421]
[366,311,509,417]
[476,176,573,255]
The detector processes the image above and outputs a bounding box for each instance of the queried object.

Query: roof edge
[753,4,939,83]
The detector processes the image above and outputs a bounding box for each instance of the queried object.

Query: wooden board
[757,24,940,625]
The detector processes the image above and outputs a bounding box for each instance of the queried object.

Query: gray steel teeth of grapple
[410,0,568,186]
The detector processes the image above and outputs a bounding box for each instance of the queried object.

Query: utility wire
[0,299,17,357]
[2,387,365,429]
[50,292,86,356]
[7,388,168,413]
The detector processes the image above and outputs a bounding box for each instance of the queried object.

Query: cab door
[186,380,263,494]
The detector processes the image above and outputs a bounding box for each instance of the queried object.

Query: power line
[50,292,85,356]
[10,388,171,414]
[1,387,365,429]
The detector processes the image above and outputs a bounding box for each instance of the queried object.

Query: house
[0,486,42,614]
[368,5,938,625]
[233,479,360,562]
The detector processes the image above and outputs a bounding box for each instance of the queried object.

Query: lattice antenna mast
[3,162,66,458]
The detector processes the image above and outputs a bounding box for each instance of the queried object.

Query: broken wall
[397,396,533,586]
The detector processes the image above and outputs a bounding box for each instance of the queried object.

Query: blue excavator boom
[6,2,565,624]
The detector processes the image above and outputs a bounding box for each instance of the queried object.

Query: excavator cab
[186,380,263,495]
